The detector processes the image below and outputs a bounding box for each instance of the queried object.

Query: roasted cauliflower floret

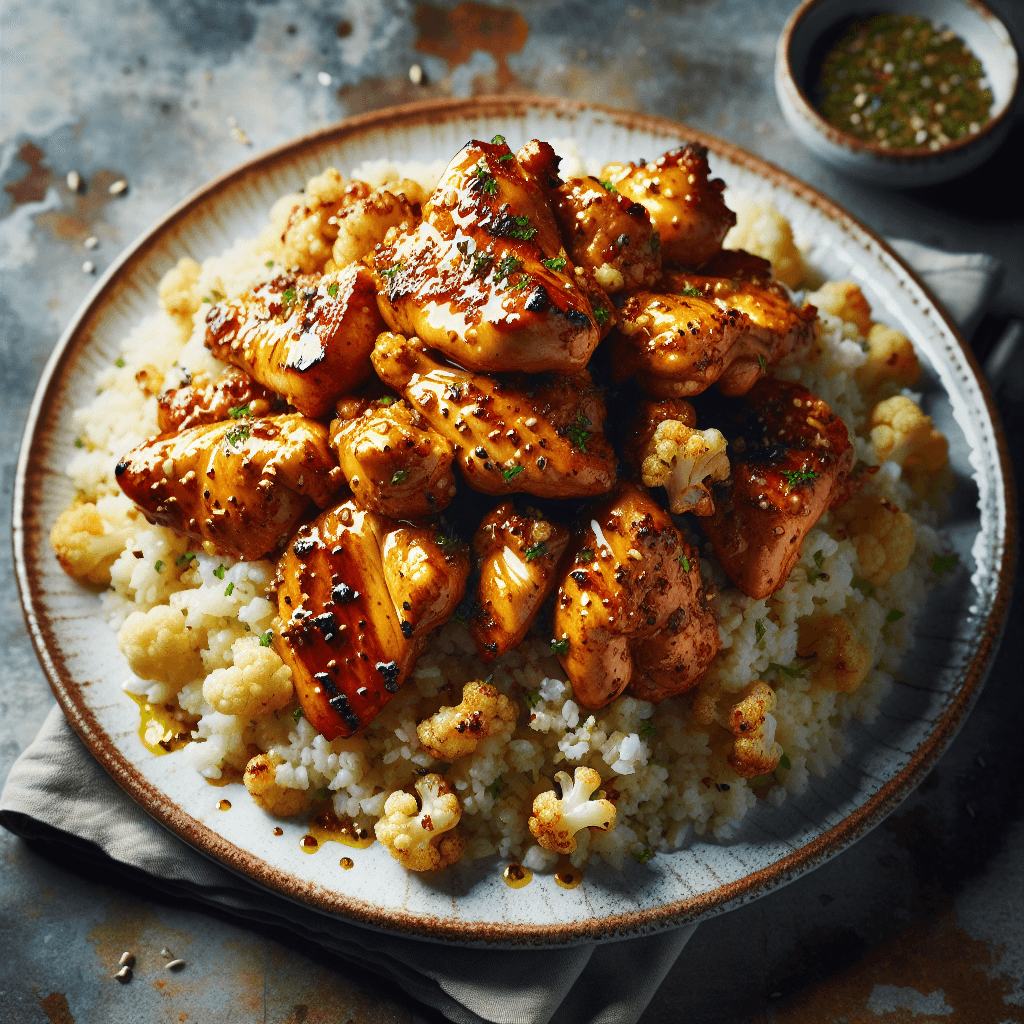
[723,201,804,288]
[855,323,921,396]
[640,419,730,515]
[528,767,616,855]
[117,604,205,687]
[870,395,949,494]
[797,614,872,693]
[835,492,916,586]
[243,752,311,817]
[158,256,204,324]
[202,637,293,719]
[806,280,873,337]
[691,679,782,778]
[374,774,466,872]
[329,184,419,270]
[276,168,355,273]
[50,500,138,586]
[416,680,517,761]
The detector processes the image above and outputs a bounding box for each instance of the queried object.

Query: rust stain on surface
[38,992,75,1024]
[414,1,528,90]
[5,142,51,205]
[86,896,191,976]
[34,168,125,242]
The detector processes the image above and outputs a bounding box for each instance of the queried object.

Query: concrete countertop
[2,1,1021,1021]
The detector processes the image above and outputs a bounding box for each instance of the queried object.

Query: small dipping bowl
[775,0,1019,186]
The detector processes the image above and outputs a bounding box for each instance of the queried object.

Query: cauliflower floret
[244,752,311,817]
[835,492,916,586]
[374,774,466,872]
[330,184,420,270]
[416,680,517,761]
[723,201,804,287]
[805,281,873,337]
[117,604,205,687]
[202,637,293,719]
[50,500,139,586]
[691,679,783,778]
[157,256,204,324]
[528,767,616,855]
[855,323,921,396]
[640,419,730,515]
[870,395,949,495]
[797,614,871,693]
[275,167,351,273]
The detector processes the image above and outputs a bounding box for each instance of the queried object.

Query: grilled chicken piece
[274,501,469,739]
[611,256,817,399]
[205,263,384,418]
[601,145,735,266]
[115,415,343,560]
[372,137,608,375]
[372,332,617,498]
[697,378,855,599]
[328,398,457,518]
[157,367,280,434]
[470,502,571,662]
[552,483,719,709]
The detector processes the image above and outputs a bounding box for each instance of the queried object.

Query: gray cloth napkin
[0,239,999,1024]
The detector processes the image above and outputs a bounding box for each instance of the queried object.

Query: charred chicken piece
[274,501,469,739]
[115,415,343,560]
[601,145,735,266]
[552,483,719,710]
[157,367,279,434]
[470,502,571,662]
[697,378,855,599]
[372,137,609,375]
[372,332,617,498]
[328,398,457,519]
[205,263,384,418]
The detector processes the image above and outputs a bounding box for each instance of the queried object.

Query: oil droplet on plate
[218,799,231,811]
[300,834,319,852]
[503,863,532,889]
[340,857,354,870]
[126,692,192,756]
[306,810,374,850]
[554,856,582,889]
[273,827,283,836]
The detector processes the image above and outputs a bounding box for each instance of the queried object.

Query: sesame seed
[317,71,333,86]
[160,948,173,957]
[231,126,251,146]
[118,952,135,967]
[166,958,186,971]
[84,235,99,249]
[82,261,95,274]
[409,64,423,85]
[109,179,128,195]
[114,966,132,981]
[66,170,82,192]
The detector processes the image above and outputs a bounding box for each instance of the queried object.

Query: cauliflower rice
[60,146,954,875]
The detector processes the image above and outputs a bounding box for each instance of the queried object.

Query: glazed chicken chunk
[372,332,617,498]
[157,366,279,434]
[469,502,571,662]
[274,501,470,740]
[372,137,608,375]
[552,483,719,710]
[328,397,457,518]
[697,377,855,599]
[601,145,736,266]
[115,414,344,560]
[205,263,384,418]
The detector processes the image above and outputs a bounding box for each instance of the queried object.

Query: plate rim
[13,94,1018,945]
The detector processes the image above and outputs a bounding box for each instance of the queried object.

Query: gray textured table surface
[2,1,1022,1022]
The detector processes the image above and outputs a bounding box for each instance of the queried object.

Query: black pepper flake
[524,285,550,313]
[375,660,401,692]
[328,691,361,732]
[400,620,413,639]
[331,582,358,603]
[293,536,317,556]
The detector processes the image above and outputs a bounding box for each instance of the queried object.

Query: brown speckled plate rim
[13,95,1017,946]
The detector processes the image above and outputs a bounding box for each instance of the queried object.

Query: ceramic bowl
[775,0,1020,186]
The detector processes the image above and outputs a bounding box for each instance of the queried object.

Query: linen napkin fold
[0,239,1000,1024]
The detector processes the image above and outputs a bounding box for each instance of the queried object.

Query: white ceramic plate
[14,97,1014,946]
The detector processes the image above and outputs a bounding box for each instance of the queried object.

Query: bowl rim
[12,93,1018,945]
[777,0,1021,160]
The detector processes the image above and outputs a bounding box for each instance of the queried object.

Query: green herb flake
[593,307,610,325]
[779,753,792,770]
[485,778,504,800]
[542,257,567,272]
[377,395,396,406]
[116,358,125,368]
[228,404,250,419]
[639,720,657,739]
[599,180,618,193]
[435,533,461,550]
[755,619,766,642]
[680,286,702,298]
[851,577,876,597]
[525,689,541,709]
[224,582,234,597]
[782,468,819,489]
[550,638,570,656]
[828,713,843,727]
[524,541,548,562]
[292,706,304,723]
[632,847,654,864]
[226,423,251,447]
[281,288,296,305]
[472,159,498,195]
[886,608,906,623]
[748,773,774,787]
[577,547,595,564]
[497,153,514,162]
[494,253,523,284]
[391,470,410,485]
[678,553,691,572]
[380,261,403,281]
[327,282,339,298]
[491,134,506,145]
[567,411,591,452]
[265,260,274,268]
[813,550,825,570]
[757,354,768,372]
[175,552,196,567]
[75,438,84,448]
[503,464,525,484]
[769,661,807,679]
[213,564,226,580]
[259,629,273,647]
[154,560,164,573]
[931,553,959,574]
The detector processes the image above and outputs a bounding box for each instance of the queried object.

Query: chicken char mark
[275,501,469,740]
[205,263,383,418]
[372,138,610,375]
[602,144,735,266]
[371,332,617,499]
[115,414,343,561]
[470,501,571,662]
[157,366,280,434]
[696,377,855,599]
[552,482,719,710]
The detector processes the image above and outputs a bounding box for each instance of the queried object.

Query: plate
[13,96,1015,946]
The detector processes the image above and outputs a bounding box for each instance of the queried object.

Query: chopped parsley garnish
[259,629,273,647]
[202,289,226,304]
[577,547,595,564]
[931,553,959,574]
[491,134,506,145]
[851,577,876,597]
[550,638,570,656]
[567,411,591,452]
[380,261,403,280]
[116,358,125,368]
[494,253,523,284]
[755,619,766,642]
[292,706,304,723]
[469,251,493,276]
[639,720,657,739]
[680,286,702,298]
[224,582,234,597]
[213,565,226,580]
[779,753,792,770]
[599,179,618,193]
[525,689,541,709]
[471,160,498,195]
[225,423,251,446]
[485,778,504,799]
[631,847,654,864]
[490,207,537,241]
[327,282,339,298]
[266,260,274,268]
[813,550,825,570]
[757,354,768,372]
[509,277,533,292]
[782,468,819,489]
[678,553,691,572]
[524,541,547,562]
[75,438,84,448]
[175,552,196,567]
[154,560,164,573]
[542,256,567,272]
[435,532,462,550]
[806,550,828,585]
[593,307,610,325]
[769,661,807,679]
[391,470,410,484]
[886,608,905,623]
[228,404,250,419]
[503,464,525,483]
[497,153,514,162]
[377,395,396,406]
[281,287,296,305]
